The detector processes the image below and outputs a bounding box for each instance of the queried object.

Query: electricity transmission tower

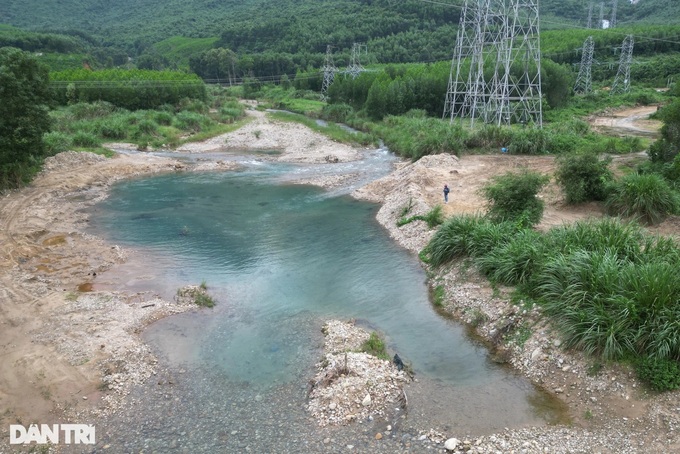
[443,0,543,127]
[598,2,605,28]
[346,43,367,79]
[574,36,594,94]
[587,2,594,29]
[610,0,618,28]
[320,45,336,101]
[611,35,634,94]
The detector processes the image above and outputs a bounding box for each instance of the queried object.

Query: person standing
[443,184,450,203]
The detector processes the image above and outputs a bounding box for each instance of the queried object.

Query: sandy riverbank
[1,105,678,453]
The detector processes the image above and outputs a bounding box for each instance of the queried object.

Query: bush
[481,170,550,226]
[555,152,613,203]
[43,131,71,155]
[97,116,128,139]
[636,357,680,392]
[605,173,680,225]
[321,103,354,123]
[71,131,100,148]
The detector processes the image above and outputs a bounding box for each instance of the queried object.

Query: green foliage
[194,292,215,308]
[481,170,550,226]
[397,205,444,229]
[360,332,389,360]
[267,111,374,147]
[635,357,680,392]
[371,115,465,160]
[605,173,680,225]
[43,132,72,155]
[71,131,101,148]
[51,69,206,110]
[424,214,487,266]
[648,99,680,164]
[555,152,613,203]
[0,47,52,189]
[431,284,445,307]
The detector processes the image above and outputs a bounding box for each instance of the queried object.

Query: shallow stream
[87,149,566,452]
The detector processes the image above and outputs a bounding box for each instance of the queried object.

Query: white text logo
[9,424,95,445]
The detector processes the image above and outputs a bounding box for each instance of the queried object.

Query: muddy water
[87,152,567,452]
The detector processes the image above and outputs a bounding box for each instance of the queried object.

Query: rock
[375,433,383,440]
[531,347,542,361]
[362,394,371,406]
[444,437,460,451]
[329,402,337,410]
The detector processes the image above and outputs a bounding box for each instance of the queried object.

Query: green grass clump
[397,205,444,229]
[360,332,389,360]
[194,292,215,308]
[425,215,680,389]
[605,173,680,225]
[481,170,550,227]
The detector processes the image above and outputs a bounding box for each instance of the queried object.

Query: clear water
[88,157,566,451]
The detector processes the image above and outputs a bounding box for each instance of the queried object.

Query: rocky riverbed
[1,105,679,453]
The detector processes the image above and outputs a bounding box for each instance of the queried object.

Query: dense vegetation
[0,47,51,188]
[50,68,207,110]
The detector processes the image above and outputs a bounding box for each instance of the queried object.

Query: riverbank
[0,105,678,453]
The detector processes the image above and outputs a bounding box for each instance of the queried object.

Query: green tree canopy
[0,47,51,189]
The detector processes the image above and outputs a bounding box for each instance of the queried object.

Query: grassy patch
[431,284,446,307]
[397,205,444,229]
[268,111,375,147]
[360,332,389,360]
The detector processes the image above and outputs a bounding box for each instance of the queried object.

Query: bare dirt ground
[589,105,662,138]
[1,104,678,453]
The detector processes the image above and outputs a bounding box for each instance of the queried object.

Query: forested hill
[1,0,678,58]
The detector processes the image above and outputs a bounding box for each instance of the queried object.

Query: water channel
[87,147,566,452]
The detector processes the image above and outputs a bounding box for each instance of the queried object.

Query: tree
[648,98,680,163]
[0,47,51,189]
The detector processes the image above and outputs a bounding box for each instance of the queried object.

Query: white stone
[444,438,460,451]
[362,394,372,406]
[531,347,542,361]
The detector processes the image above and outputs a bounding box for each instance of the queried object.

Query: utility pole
[574,36,594,94]
[444,0,543,127]
[611,35,634,94]
[610,0,618,28]
[320,45,336,101]
[346,43,366,79]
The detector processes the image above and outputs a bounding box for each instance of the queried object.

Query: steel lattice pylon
[443,0,543,128]
[320,45,336,101]
[587,2,594,29]
[610,0,618,28]
[574,36,595,94]
[611,35,634,94]
[346,43,367,79]
[599,2,605,28]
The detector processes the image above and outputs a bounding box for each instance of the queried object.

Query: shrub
[154,111,173,126]
[605,173,680,225]
[321,103,354,123]
[71,131,100,148]
[481,170,550,226]
[635,357,680,392]
[174,111,209,132]
[97,117,128,139]
[43,131,71,155]
[555,152,613,203]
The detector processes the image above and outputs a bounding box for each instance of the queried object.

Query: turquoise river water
[86,151,566,452]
